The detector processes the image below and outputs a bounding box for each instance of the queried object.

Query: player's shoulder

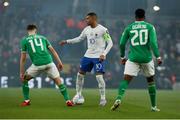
[21,35,28,43]
[95,24,108,34]
[82,26,90,32]
[144,21,155,28]
[127,21,136,27]
[36,34,47,40]
[21,36,27,40]
[97,24,108,32]
[97,24,108,30]
[123,22,134,31]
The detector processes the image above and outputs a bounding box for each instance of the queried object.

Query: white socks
[76,73,106,100]
[76,72,84,96]
[96,75,106,100]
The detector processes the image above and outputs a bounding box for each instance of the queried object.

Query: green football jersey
[20,34,53,66]
[120,21,160,63]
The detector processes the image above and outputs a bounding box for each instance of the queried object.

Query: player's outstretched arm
[20,53,27,81]
[59,29,86,46]
[48,46,63,71]
[59,40,68,46]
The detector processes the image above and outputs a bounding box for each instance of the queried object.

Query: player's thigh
[45,62,60,80]
[141,60,155,77]
[93,58,105,74]
[80,57,94,73]
[124,60,140,76]
[25,64,41,79]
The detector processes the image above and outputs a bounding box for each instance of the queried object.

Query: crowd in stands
[0,6,179,88]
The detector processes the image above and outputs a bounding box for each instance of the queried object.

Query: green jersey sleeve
[45,38,52,48]
[119,27,129,58]
[149,26,160,58]
[20,38,27,53]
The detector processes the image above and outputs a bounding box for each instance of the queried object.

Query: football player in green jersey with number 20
[20,24,73,107]
[111,9,162,112]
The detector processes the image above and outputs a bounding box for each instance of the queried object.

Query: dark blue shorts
[80,57,105,73]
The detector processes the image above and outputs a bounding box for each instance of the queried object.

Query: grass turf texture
[0,88,179,119]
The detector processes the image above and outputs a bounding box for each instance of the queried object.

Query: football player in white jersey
[60,12,113,106]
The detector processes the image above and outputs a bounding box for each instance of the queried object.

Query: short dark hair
[27,24,37,31]
[135,9,145,19]
[86,12,97,18]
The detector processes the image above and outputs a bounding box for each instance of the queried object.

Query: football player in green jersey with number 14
[20,24,73,107]
[111,9,162,112]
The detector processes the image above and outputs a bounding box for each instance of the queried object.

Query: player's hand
[99,55,106,62]
[59,40,67,46]
[57,63,63,71]
[120,58,127,65]
[20,73,25,82]
[157,57,162,65]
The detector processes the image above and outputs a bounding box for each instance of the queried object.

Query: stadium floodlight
[153,5,160,11]
[3,0,9,7]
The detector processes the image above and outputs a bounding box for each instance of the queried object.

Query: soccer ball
[72,94,85,105]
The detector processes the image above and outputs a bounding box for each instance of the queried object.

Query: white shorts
[124,60,155,77]
[26,62,60,79]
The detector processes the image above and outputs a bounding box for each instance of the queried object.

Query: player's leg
[111,60,140,110]
[53,77,73,106]
[46,63,73,106]
[117,60,140,100]
[146,76,160,112]
[96,72,106,106]
[111,74,133,110]
[93,59,106,106]
[76,69,86,96]
[117,75,133,100]
[21,64,40,106]
[75,57,93,96]
[142,60,160,111]
[21,75,32,106]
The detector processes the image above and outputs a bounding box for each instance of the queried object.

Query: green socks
[22,81,69,101]
[116,79,157,108]
[148,83,156,107]
[22,80,30,100]
[58,84,70,101]
[116,80,129,100]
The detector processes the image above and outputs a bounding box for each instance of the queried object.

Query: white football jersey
[66,24,113,58]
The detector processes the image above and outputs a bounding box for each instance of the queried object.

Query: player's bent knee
[146,76,154,83]
[24,74,33,81]
[99,81,105,88]
[52,77,62,85]
[124,74,133,81]
[95,72,104,75]
[78,70,86,75]
[96,75,105,87]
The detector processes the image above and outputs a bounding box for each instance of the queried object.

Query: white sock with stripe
[96,75,106,100]
[76,72,84,96]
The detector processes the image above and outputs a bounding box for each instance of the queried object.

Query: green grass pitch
[0,88,180,119]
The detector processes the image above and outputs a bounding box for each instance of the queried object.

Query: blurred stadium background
[0,0,179,90]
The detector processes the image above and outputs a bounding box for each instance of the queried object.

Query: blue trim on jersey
[80,57,105,73]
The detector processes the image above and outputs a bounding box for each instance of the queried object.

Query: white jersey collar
[90,24,99,29]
